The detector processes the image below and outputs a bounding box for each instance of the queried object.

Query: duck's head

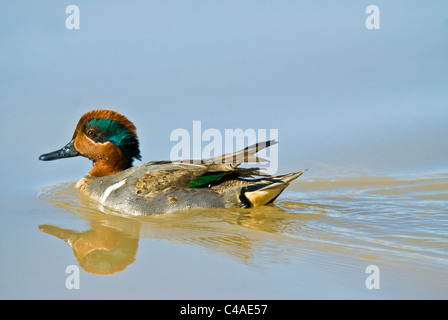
[39,109,141,177]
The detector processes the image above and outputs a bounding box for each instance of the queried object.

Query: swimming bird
[39,109,304,215]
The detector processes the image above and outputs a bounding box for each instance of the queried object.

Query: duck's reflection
[39,220,140,275]
[38,182,313,275]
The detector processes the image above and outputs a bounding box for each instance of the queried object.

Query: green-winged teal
[39,109,304,215]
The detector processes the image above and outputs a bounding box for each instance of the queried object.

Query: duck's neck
[87,144,129,177]
[89,159,126,177]
[73,134,132,177]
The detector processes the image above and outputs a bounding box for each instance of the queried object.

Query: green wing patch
[187,172,227,188]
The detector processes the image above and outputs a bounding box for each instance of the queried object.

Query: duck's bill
[39,140,80,161]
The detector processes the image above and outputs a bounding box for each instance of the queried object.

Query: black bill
[39,139,80,161]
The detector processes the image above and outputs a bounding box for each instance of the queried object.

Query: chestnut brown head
[39,109,141,177]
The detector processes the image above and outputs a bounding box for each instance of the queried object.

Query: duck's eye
[87,130,95,137]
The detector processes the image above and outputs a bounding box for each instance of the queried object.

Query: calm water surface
[2,169,446,299]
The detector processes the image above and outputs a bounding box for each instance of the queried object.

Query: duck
[39,109,304,215]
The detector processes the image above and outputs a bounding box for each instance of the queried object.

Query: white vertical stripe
[100,179,127,204]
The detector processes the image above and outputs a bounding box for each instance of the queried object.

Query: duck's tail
[241,170,305,207]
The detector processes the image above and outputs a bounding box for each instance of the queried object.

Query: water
[1,169,445,299]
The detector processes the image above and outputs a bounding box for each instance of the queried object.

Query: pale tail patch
[243,171,305,207]
[245,185,288,207]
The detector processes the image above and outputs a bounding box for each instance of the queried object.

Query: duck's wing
[202,139,277,169]
[133,139,277,191]
[171,140,277,171]
[134,162,209,194]
[134,162,264,193]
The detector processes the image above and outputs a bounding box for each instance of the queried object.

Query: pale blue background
[1,0,447,187]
